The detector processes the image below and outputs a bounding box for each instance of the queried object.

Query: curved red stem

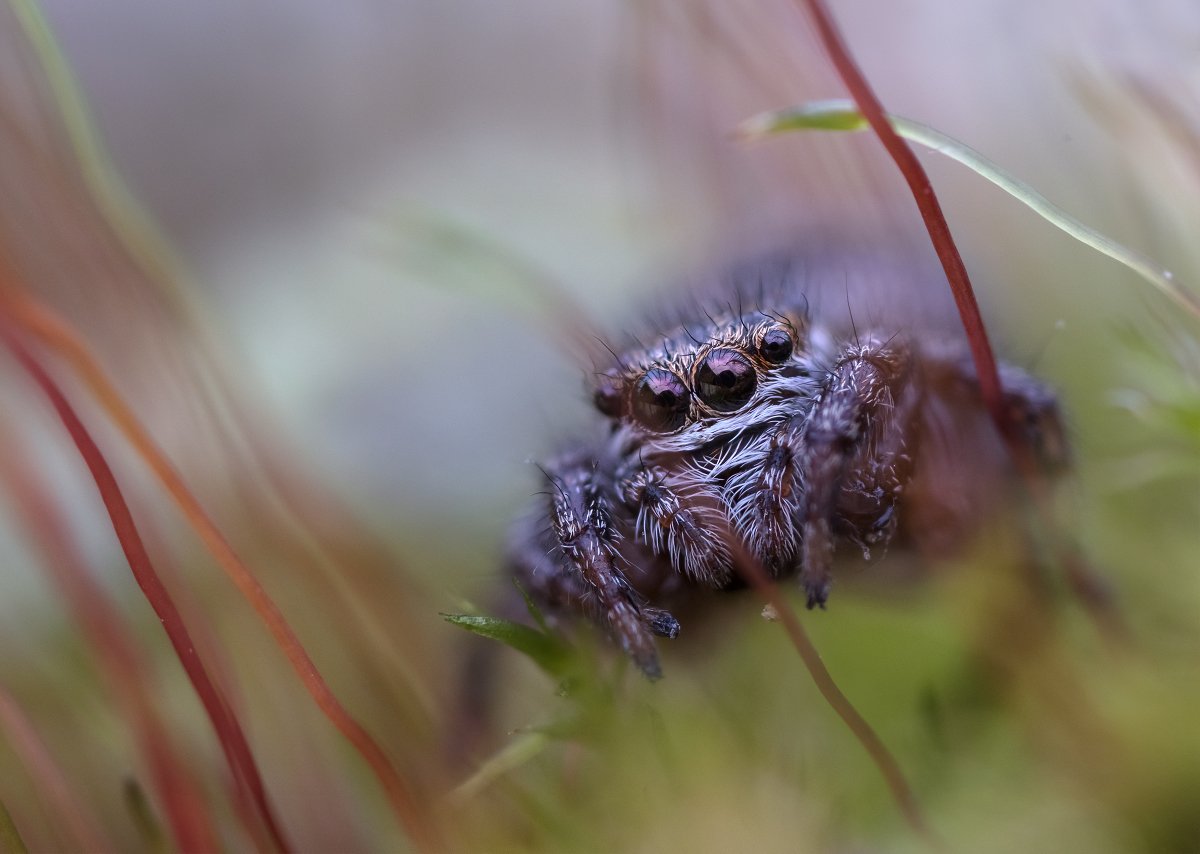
[0,320,292,854]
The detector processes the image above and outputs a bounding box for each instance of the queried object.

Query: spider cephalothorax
[506,260,1065,678]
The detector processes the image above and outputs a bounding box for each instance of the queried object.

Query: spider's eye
[694,349,756,412]
[593,373,624,418]
[632,369,690,432]
[758,327,794,364]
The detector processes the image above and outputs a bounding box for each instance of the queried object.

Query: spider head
[590,310,811,450]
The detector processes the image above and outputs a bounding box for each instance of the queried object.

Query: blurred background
[0,0,1198,851]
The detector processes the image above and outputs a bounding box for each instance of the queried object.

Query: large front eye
[632,369,690,432]
[694,349,756,412]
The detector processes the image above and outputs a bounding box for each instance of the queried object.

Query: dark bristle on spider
[504,250,1068,680]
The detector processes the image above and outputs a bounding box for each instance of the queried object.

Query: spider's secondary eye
[593,373,624,418]
[695,349,756,412]
[632,369,690,432]
[759,327,794,364]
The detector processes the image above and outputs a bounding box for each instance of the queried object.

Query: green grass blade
[450,730,551,804]
[442,614,572,678]
[739,99,1200,321]
[0,799,28,854]
[122,779,169,854]
[7,0,187,286]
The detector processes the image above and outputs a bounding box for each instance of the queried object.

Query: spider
[505,250,1068,679]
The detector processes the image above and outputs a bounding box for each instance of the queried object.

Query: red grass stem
[733,545,932,840]
[784,0,1129,835]
[793,0,1127,649]
[794,0,1006,431]
[0,319,292,854]
[1,293,436,850]
[0,419,219,853]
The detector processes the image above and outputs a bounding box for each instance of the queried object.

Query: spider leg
[728,413,806,576]
[975,360,1070,475]
[513,453,675,678]
[620,462,735,588]
[899,346,1071,555]
[916,347,1120,623]
[918,342,1069,473]
[797,337,917,609]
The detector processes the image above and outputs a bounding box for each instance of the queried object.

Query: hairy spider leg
[620,461,735,588]
[727,412,807,576]
[796,337,917,609]
[541,455,669,678]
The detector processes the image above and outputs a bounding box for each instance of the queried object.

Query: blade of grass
[393,212,601,360]
[442,615,572,680]
[6,0,188,291]
[0,685,109,852]
[738,98,1198,321]
[0,291,437,851]
[123,779,169,854]
[450,731,551,805]
[0,799,27,854]
[0,317,292,854]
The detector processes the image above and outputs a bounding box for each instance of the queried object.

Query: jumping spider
[507,254,1067,679]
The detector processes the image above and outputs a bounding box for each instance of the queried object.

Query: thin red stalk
[4,296,437,850]
[0,418,219,852]
[0,685,109,852]
[0,321,292,854]
[778,0,1127,834]
[794,0,1006,429]
[794,0,1127,645]
[732,545,931,839]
